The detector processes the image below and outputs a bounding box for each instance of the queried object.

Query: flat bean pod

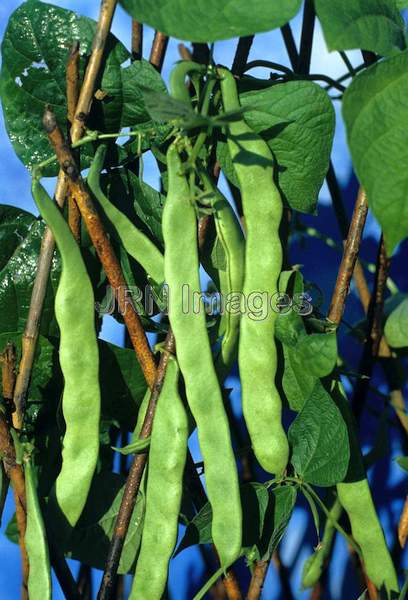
[88,145,165,284]
[24,457,52,600]
[32,179,100,527]
[218,67,289,475]
[163,143,242,565]
[199,171,245,382]
[129,356,188,599]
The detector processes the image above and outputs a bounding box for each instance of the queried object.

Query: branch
[231,36,254,76]
[328,188,369,325]
[13,0,117,429]
[131,20,143,61]
[43,109,157,388]
[70,0,118,141]
[297,0,315,74]
[280,23,298,71]
[66,41,81,243]
[149,31,169,72]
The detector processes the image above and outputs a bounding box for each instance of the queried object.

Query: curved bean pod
[129,356,188,599]
[199,171,245,382]
[32,179,100,527]
[88,144,165,284]
[218,67,289,475]
[25,458,52,600]
[169,60,205,104]
[163,142,242,566]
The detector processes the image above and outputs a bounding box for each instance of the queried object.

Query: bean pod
[25,457,52,600]
[88,145,165,284]
[32,178,100,527]
[129,356,188,599]
[163,142,242,566]
[218,67,289,475]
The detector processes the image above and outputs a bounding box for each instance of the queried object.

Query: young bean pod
[163,142,242,566]
[199,171,245,382]
[169,60,206,104]
[218,67,289,475]
[301,498,342,589]
[129,356,188,599]
[32,178,100,527]
[88,145,165,284]
[24,457,52,600]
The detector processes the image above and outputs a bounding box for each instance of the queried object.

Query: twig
[66,42,81,243]
[149,31,169,72]
[398,497,408,548]
[178,43,193,61]
[77,563,93,600]
[13,0,117,430]
[231,36,254,76]
[0,343,28,599]
[70,0,118,141]
[280,24,298,70]
[43,109,157,388]
[131,20,143,60]
[328,188,369,325]
[246,560,268,600]
[297,0,315,74]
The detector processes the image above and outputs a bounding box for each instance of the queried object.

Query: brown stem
[149,31,169,72]
[328,187,369,325]
[43,108,157,388]
[224,571,243,600]
[13,0,116,429]
[398,496,408,548]
[370,238,389,358]
[70,0,118,141]
[178,43,193,61]
[231,36,254,76]
[77,563,93,600]
[66,41,81,243]
[131,21,143,60]
[0,344,28,599]
[246,560,268,600]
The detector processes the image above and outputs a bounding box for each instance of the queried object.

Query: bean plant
[0,1,407,599]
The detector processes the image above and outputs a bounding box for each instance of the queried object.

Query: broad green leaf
[119,0,302,42]
[218,80,334,213]
[0,2,164,176]
[258,485,297,560]
[315,0,406,56]
[281,344,317,411]
[343,51,408,253]
[0,207,59,336]
[384,297,408,347]
[295,332,337,377]
[61,471,145,573]
[397,0,408,7]
[289,382,350,486]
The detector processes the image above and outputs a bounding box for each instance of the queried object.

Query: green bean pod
[199,171,245,382]
[25,458,52,600]
[301,498,342,589]
[337,480,398,594]
[163,143,242,566]
[88,145,165,284]
[169,60,205,104]
[32,179,100,527]
[129,356,188,599]
[218,67,289,475]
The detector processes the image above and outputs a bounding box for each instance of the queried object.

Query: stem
[280,24,298,70]
[66,41,81,244]
[43,109,157,388]
[231,36,254,76]
[297,0,315,74]
[149,31,169,72]
[339,51,356,76]
[131,20,143,61]
[178,43,193,61]
[328,187,369,325]
[70,0,118,141]
[13,0,116,430]
[246,560,269,600]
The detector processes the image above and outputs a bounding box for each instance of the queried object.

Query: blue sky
[1,2,406,599]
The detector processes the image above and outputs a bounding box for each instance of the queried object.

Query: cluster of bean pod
[27,63,398,599]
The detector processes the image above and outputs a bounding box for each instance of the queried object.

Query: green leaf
[295,332,337,377]
[289,382,350,486]
[217,80,334,213]
[112,436,151,455]
[342,50,408,253]
[384,297,408,348]
[5,513,19,544]
[0,2,163,176]
[314,0,407,56]
[141,87,209,128]
[396,456,408,472]
[397,0,408,7]
[119,0,302,42]
[281,343,318,411]
[0,207,60,336]
[258,485,297,560]
[62,471,145,573]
